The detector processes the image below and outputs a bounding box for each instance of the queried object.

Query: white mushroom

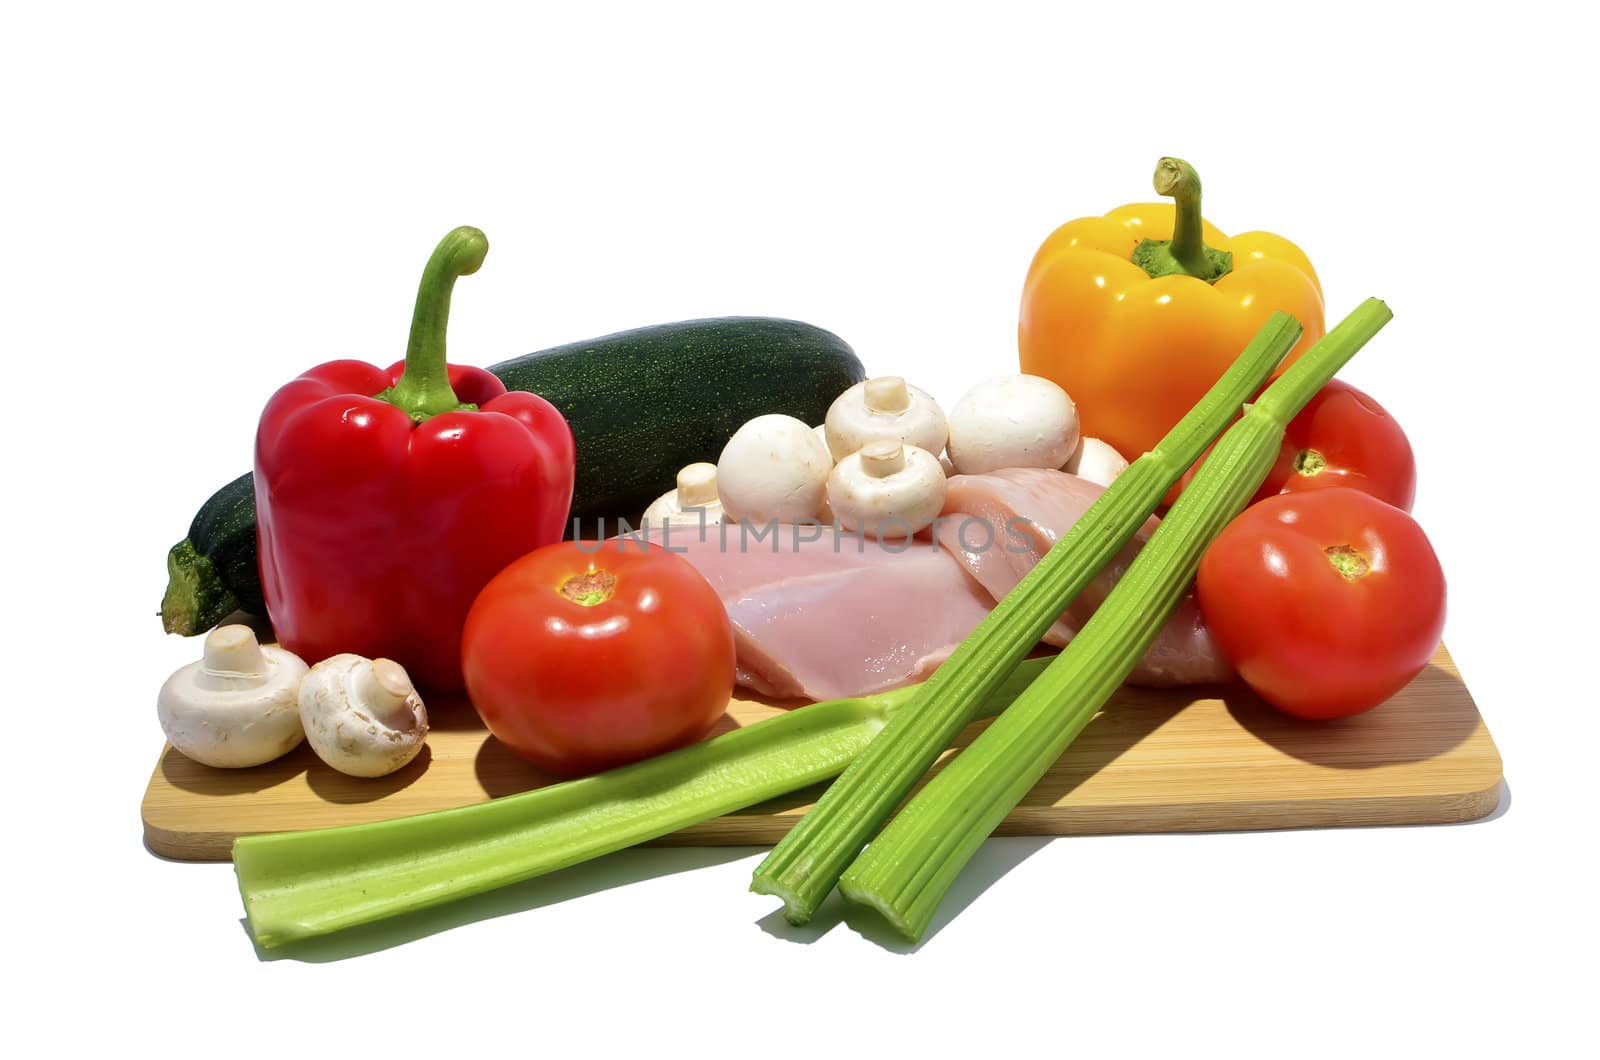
[824,376,948,463]
[641,462,725,528]
[946,375,1080,475]
[716,414,833,524]
[811,424,834,463]
[812,425,838,524]
[157,624,308,769]
[826,441,946,538]
[298,654,429,778]
[1064,436,1131,488]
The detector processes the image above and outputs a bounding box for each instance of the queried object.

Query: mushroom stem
[861,441,907,478]
[357,658,420,727]
[197,625,269,690]
[864,377,911,414]
[676,463,719,507]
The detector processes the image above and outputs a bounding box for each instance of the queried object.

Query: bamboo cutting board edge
[141,643,1503,861]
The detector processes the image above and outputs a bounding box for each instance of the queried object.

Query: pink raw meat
[633,467,1230,701]
[937,467,1232,686]
[635,522,993,701]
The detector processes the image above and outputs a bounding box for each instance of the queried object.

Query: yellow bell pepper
[1019,157,1325,462]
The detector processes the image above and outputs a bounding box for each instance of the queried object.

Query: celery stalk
[837,298,1394,942]
[749,311,1305,923]
[235,656,1051,948]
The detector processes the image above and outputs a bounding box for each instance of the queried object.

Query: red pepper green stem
[1131,157,1233,283]
[380,226,489,423]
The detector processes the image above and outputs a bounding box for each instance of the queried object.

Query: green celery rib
[235,655,1052,948]
[748,311,1306,923]
[836,297,1394,942]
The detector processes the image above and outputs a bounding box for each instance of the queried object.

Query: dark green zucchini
[496,316,864,530]
[160,316,865,634]
[161,472,266,634]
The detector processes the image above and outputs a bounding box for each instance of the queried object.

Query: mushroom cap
[811,424,835,464]
[1064,436,1131,487]
[156,626,308,769]
[812,426,838,523]
[946,374,1080,476]
[298,654,429,778]
[716,414,832,524]
[827,441,947,538]
[824,377,948,462]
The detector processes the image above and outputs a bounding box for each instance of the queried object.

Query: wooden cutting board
[141,643,1502,861]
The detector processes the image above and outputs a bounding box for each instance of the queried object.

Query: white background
[4,2,1594,1056]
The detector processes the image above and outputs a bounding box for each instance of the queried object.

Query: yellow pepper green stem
[1131,157,1233,282]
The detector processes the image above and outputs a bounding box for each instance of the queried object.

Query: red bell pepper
[254,227,575,690]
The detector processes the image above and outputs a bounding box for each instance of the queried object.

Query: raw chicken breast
[632,467,1230,701]
[635,522,994,701]
[937,467,1232,686]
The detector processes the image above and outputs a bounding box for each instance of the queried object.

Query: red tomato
[461,540,736,776]
[1177,379,1417,511]
[1196,488,1446,720]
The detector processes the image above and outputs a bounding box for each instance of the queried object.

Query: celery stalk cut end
[749,873,813,926]
[838,875,920,943]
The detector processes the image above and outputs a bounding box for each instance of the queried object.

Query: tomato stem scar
[560,569,618,606]
[1324,544,1370,580]
[1294,448,1327,476]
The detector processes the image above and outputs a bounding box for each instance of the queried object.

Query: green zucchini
[161,473,265,635]
[497,316,863,530]
[160,316,865,635]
